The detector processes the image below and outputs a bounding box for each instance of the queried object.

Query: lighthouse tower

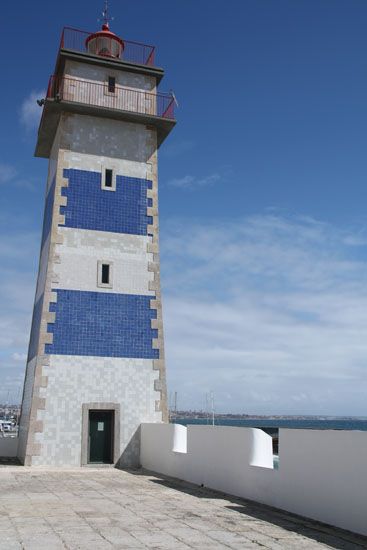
[18,18,175,467]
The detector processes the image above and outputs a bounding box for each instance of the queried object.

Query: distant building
[18,18,175,466]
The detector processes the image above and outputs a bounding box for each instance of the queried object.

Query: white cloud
[167,173,220,189]
[0,168,36,191]
[11,353,27,362]
[0,163,17,184]
[161,214,367,415]
[3,211,367,414]
[0,163,36,190]
[0,229,38,402]
[0,373,24,404]
[20,90,45,131]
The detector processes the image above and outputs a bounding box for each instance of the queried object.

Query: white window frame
[97,260,114,289]
[101,166,116,191]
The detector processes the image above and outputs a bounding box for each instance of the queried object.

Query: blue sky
[1,0,367,415]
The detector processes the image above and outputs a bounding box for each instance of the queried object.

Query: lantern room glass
[87,36,122,58]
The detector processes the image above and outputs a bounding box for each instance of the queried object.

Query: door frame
[81,403,120,466]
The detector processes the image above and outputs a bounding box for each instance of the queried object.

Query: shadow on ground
[131,469,367,550]
[0,457,21,466]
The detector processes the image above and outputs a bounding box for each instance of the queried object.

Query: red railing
[47,76,175,120]
[59,27,156,67]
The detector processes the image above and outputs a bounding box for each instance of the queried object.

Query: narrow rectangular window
[108,76,116,93]
[97,261,113,288]
[101,167,116,191]
[105,169,113,188]
[101,263,110,285]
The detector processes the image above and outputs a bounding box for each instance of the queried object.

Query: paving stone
[0,466,366,549]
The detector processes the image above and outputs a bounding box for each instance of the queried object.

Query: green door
[88,410,114,464]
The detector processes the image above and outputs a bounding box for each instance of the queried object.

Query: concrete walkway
[0,466,366,549]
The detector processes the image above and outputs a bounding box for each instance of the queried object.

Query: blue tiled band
[45,289,159,359]
[62,169,153,235]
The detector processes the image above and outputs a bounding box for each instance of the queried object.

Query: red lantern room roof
[86,22,124,47]
[85,22,124,57]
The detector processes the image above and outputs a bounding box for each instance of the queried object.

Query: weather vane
[100,0,114,26]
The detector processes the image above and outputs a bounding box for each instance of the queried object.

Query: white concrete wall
[33,356,161,467]
[141,424,367,537]
[0,437,18,458]
[274,429,367,536]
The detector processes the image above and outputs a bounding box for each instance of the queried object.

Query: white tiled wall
[33,355,161,467]
[54,228,154,296]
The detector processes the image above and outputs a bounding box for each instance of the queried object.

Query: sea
[171,417,367,432]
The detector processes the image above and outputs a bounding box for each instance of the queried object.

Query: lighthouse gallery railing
[59,27,156,67]
[46,76,175,120]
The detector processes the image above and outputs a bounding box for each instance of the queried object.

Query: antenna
[100,0,114,26]
[210,391,215,427]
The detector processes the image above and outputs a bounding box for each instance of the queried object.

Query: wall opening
[81,403,120,467]
[88,410,114,464]
[105,169,113,187]
[259,427,278,469]
[272,429,279,469]
[108,76,116,93]
[101,263,110,285]
[101,168,116,191]
[97,260,113,289]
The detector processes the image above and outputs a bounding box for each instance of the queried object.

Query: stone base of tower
[18,356,162,467]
